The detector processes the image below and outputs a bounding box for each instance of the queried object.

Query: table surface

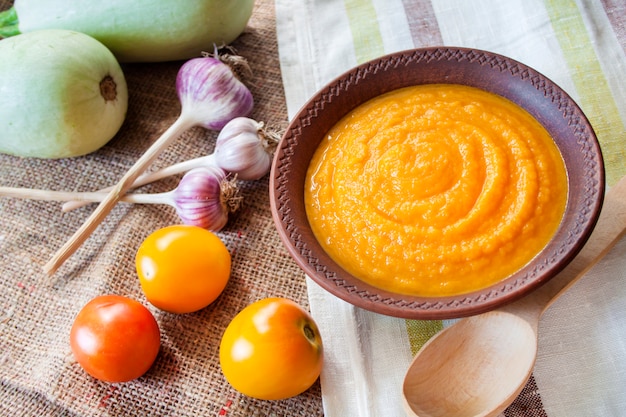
[1,1,625,416]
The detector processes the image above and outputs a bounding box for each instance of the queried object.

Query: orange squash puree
[305,84,568,297]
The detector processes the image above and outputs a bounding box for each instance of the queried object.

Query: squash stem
[0,7,19,38]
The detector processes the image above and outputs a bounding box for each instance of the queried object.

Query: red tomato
[69,295,161,383]
[219,297,324,400]
[135,225,231,314]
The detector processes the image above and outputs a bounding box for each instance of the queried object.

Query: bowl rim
[270,46,605,319]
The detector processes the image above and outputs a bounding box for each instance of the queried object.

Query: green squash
[0,29,128,158]
[0,0,255,62]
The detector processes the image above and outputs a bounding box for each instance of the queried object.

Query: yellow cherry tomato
[219,297,324,400]
[136,225,231,314]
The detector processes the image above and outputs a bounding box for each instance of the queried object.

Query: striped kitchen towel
[275,0,626,416]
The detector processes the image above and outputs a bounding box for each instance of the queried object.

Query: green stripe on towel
[343,0,385,63]
[545,0,626,185]
[405,319,444,356]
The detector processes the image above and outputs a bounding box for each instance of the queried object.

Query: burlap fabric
[0,0,324,415]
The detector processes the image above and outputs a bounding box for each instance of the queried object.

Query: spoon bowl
[403,312,536,417]
[402,175,626,417]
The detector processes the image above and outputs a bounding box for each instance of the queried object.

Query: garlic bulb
[215,117,280,180]
[172,166,241,231]
[177,56,254,130]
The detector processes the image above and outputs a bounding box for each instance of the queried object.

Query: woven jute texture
[0,0,324,415]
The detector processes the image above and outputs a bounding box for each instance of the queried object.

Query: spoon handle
[509,175,626,317]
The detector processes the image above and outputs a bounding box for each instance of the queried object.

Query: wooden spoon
[402,174,626,417]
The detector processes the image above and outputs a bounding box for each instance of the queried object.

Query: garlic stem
[0,186,110,203]
[61,154,217,212]
[43,115,195,276]
[0,186,172,205]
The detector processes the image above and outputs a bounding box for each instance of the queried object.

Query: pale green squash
[0,29,128,158]
[0,0,255,62]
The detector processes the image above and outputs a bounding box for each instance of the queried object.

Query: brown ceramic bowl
[269,47,604,320]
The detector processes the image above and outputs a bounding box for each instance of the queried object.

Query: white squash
[0,0,255,62]
[0,29,128,158]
